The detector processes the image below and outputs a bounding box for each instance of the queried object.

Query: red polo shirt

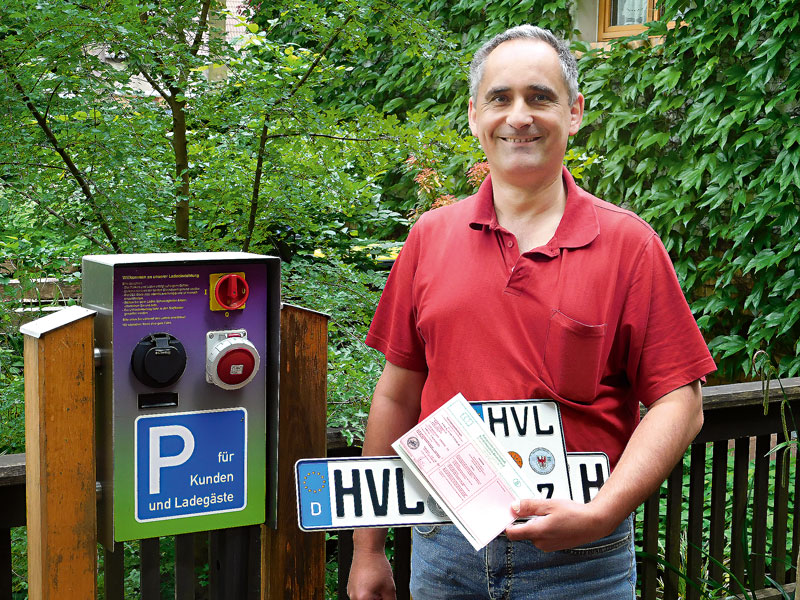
[366,167,716,468]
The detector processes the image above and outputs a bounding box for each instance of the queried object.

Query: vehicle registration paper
[392,393,541,550]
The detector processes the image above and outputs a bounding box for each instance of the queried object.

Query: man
[347,25,716,600]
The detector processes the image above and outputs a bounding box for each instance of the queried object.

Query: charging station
[83,252,280,545]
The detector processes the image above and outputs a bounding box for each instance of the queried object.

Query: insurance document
[392,393,541,550]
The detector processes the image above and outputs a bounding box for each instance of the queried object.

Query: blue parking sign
[135,408,247,522]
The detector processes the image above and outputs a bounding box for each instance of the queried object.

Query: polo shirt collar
[468,166,600,254]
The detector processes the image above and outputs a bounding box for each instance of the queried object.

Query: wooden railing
[328,379,800,600]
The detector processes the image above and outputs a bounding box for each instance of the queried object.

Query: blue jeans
[409,516,636,600]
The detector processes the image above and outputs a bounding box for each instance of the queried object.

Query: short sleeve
[365,223,428,372]
[623,235,716,406]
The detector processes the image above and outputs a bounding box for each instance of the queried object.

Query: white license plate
[296,399,610,531]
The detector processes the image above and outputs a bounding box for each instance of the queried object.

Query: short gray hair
[469,25,579,105]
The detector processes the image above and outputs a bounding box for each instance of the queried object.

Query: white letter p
[149,425,195,494]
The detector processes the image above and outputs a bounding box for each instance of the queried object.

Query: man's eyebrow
[484,86,511,98]
[483,84,558,99]
[526,84,557,97]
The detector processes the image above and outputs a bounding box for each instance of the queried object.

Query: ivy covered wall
[573,0,800,380]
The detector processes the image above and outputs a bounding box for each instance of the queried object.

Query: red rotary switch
[206,330,260,390]
[214,273,249,310]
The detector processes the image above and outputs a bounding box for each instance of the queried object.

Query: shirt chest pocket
[542,309,607,403]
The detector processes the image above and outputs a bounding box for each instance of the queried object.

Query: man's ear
[468,97,478,137]
[569,93,585,136]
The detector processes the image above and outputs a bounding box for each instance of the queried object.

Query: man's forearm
[591,380,704,529]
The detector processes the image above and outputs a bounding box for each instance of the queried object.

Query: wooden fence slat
[393,527,412,600]
[709,440,728,587]
[731,437,751,589]
[195,532,210,600]
[772,434,789,585]
[640,490,660,600]
[208,531,219,599]
[664,460,684,599]
[261,305,328,599]
[175,533,195,600]
[209,526,256,599]
[687,442,706,600]
[337,530,354,600]
[22,308,97,599]
[247,525,262,600]
[0,528,10,600]
[103,542,125,600]
[752,435,771,588]
[140,537,161,599]
[793,447,800,584]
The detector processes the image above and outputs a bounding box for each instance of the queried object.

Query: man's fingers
[511,498,550,517]
[505,519,532,540]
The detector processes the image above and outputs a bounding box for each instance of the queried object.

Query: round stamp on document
[529,448,556,475]
[406,437,420,450]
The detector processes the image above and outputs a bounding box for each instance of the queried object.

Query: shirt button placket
[501,234,523,291]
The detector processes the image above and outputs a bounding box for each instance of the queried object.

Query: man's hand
[506,381,703,552]
[347,548,396,600]
[504,498,615,551]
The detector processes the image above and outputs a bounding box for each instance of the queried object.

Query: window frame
[597,0,660,41]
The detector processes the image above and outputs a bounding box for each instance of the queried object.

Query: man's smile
[499,135,541,143]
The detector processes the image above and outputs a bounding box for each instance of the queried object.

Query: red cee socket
[214,274,249,310]
[216,347,256,386]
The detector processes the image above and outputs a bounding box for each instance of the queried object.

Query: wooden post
[261,305,328,599]
[21,306,97,599]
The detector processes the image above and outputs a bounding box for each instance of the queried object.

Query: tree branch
[136,65,174,105]
[242,115,271,253]
[281,13,355,106]
[0,162,68,171]
[262,132,396,142]
[244,13,356,252]
[3,67,121,252]
[190,0,214,57]
[43,81,62,123]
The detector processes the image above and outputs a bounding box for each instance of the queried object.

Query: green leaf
[709,336,747,359]
[734,130,763,150]
[784,127,800,148]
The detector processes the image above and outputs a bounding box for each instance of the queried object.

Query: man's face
[468,39,584,187]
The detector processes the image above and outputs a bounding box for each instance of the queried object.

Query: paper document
[392,393,540,550]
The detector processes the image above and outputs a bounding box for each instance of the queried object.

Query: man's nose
[506,98,533,129]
